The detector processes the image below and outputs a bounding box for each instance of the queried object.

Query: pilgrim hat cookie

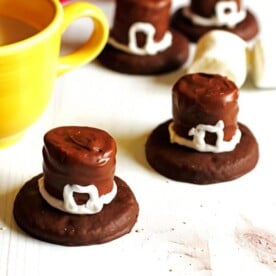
[145,73,259,184]
[98,0,189,75]
[13,126,139,246]
[171,0,259,42]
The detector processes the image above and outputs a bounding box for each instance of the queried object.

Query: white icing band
[168,120,241,153]
[108,22,172,55]
[183,1,246,28]
[38,177,117,215]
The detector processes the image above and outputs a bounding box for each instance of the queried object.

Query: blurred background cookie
[98,0,189,74]
[171,0,259,42]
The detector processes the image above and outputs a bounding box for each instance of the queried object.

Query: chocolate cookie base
[13,175,139,246]
[98,29,189,75]
[145,120,259,184]
[170,8,259,42]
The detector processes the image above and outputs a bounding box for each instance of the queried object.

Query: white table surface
[1,0,276,275]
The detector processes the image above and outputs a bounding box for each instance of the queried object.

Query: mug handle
[57,2,109,76]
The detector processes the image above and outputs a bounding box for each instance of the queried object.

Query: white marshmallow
[251,37,276,88]
[187,30,248,88]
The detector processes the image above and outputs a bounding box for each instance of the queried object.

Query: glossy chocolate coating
[43,126,116,201]
[191,0,241,18]
[172,73,239,143]
[112,0,171,45]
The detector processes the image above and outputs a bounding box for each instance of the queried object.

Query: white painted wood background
[0,0,275,275]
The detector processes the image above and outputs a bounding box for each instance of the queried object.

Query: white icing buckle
[38,177,117,215]
[216,1,245,28]
[64,184,103,214]
[183,1,246,28]
[169,120,241,153]
[108,22,172,55]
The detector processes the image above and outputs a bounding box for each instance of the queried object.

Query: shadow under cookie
[145,120,259,184]
[13,174,139,246]
[170,8,259,42]
[98,29,189,75]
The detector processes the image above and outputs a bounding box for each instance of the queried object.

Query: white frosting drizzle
[183,1,246,28]
[38,177,117,215]
[168,120,241,153]
[108,22,172,55]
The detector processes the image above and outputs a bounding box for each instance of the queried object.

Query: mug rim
[0,0,63,54]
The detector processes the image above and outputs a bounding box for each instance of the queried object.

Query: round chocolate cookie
[13,175,139,246]
[145,120,259,184]
[170,8,259,42]
[97,29,189,75]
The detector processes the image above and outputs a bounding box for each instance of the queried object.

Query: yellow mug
[0,0,109,148]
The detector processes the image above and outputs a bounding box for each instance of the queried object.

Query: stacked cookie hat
[98,0,189,74]
[14,126,139,246]
[171,0,259,42]
[146,73,259,184]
